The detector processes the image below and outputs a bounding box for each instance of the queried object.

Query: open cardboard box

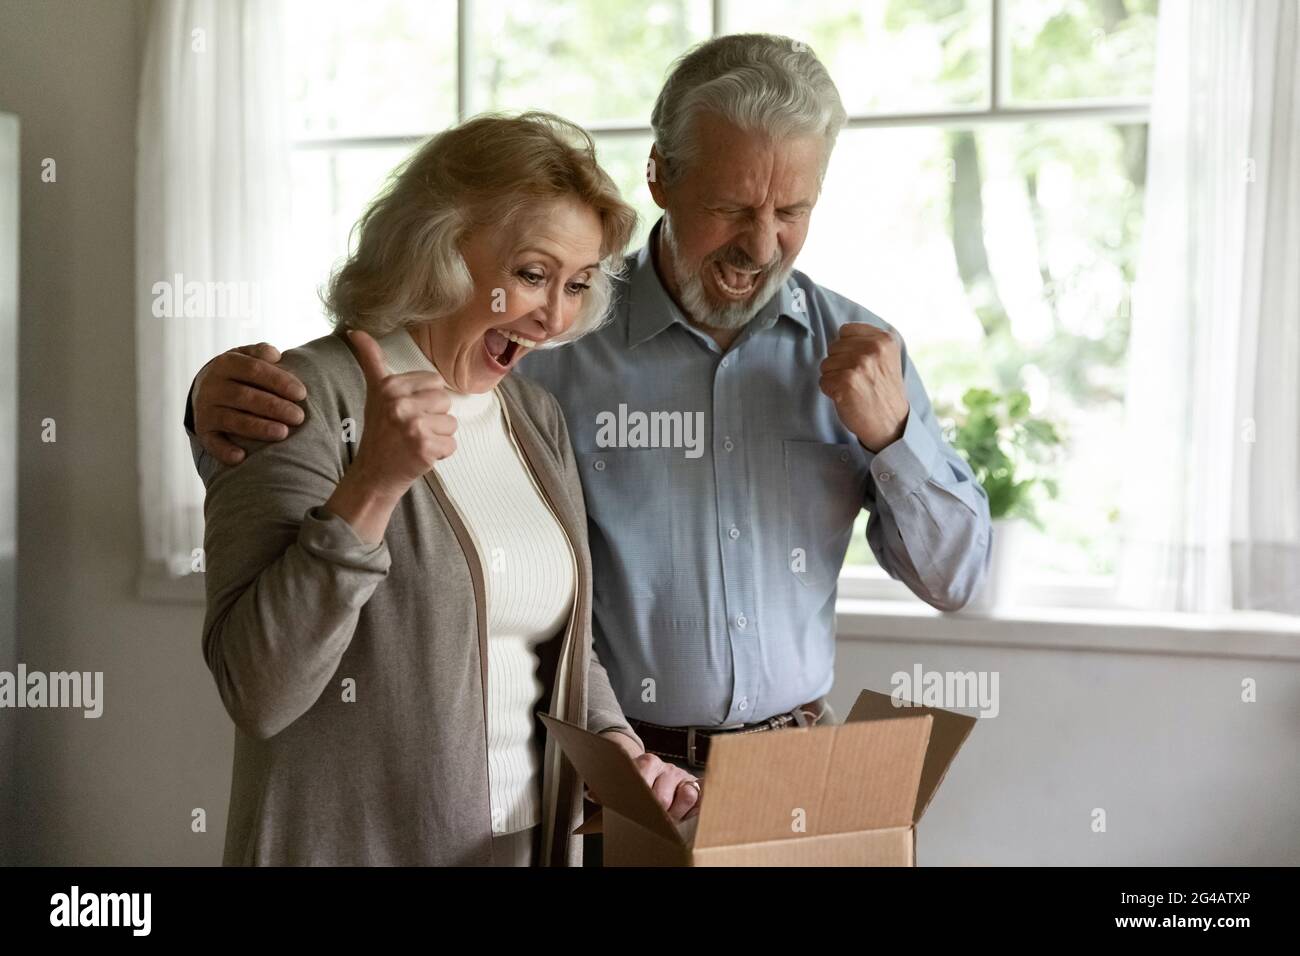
[540,689,976,866]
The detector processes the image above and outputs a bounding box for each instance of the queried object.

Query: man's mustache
[707,247,782,274]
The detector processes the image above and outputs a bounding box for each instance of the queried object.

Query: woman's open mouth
[710,260,764,299]
[483,327,540,373]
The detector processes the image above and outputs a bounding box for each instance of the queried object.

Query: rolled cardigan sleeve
[201,382,391,741]
[546,392,644,753]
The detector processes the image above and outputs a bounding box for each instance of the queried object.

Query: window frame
[292,0,1154,150]
[289,0,1154,612]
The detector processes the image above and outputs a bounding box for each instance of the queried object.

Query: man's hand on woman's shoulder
[193,342,307,465]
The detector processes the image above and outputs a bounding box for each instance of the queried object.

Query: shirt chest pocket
[783,440,868,593]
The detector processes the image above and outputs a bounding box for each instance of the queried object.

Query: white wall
[829,633,1300,865]
[0,0,229,866]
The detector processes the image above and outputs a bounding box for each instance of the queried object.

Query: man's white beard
[661,217,793,332]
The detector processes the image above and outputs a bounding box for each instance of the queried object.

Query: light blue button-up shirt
[523,219,991,727]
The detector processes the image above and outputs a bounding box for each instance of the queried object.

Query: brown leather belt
[630,701,823,770]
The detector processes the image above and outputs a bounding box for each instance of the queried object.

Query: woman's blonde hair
[325,111,637,343]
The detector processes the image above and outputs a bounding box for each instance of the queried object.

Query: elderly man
[185,34,992,776]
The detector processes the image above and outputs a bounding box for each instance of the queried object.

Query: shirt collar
[625,218,811,349]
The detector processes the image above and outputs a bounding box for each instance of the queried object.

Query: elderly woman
[198,111,699,866]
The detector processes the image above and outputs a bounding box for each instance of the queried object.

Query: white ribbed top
[378,330,577,835]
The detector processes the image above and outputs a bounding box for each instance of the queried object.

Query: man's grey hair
[650,33,848,186]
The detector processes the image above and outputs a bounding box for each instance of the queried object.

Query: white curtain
[1117,0,1300,614]
[136,0,290,580]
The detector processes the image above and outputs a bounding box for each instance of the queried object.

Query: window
[283,0,1160,608]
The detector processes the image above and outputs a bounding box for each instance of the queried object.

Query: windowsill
[835,597,1300,661]
[138,562,1300,660]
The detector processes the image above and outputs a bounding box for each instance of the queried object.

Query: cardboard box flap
[846,689,977,823]
[538,713,684,844]
[693,715,932,848]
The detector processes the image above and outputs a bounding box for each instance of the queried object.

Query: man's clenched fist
[818,322,910,453]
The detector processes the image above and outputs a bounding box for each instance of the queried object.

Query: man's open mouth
[710,260,763,298]
[483,327,540,372]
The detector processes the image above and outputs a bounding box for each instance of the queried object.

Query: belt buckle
[686,726,701,769]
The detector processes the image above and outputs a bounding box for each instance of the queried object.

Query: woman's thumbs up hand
[324,330,458,544]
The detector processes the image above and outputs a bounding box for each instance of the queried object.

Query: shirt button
[839,451,850,463]
[724,438,735,452]
[593,459,606,472]
[736,614,747,629]
[878,471,891,482]
[738,697,749,712]
[728,526,740,540]
[721,357,730,368]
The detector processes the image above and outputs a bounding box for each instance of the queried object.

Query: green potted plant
[937,387,1064,610]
